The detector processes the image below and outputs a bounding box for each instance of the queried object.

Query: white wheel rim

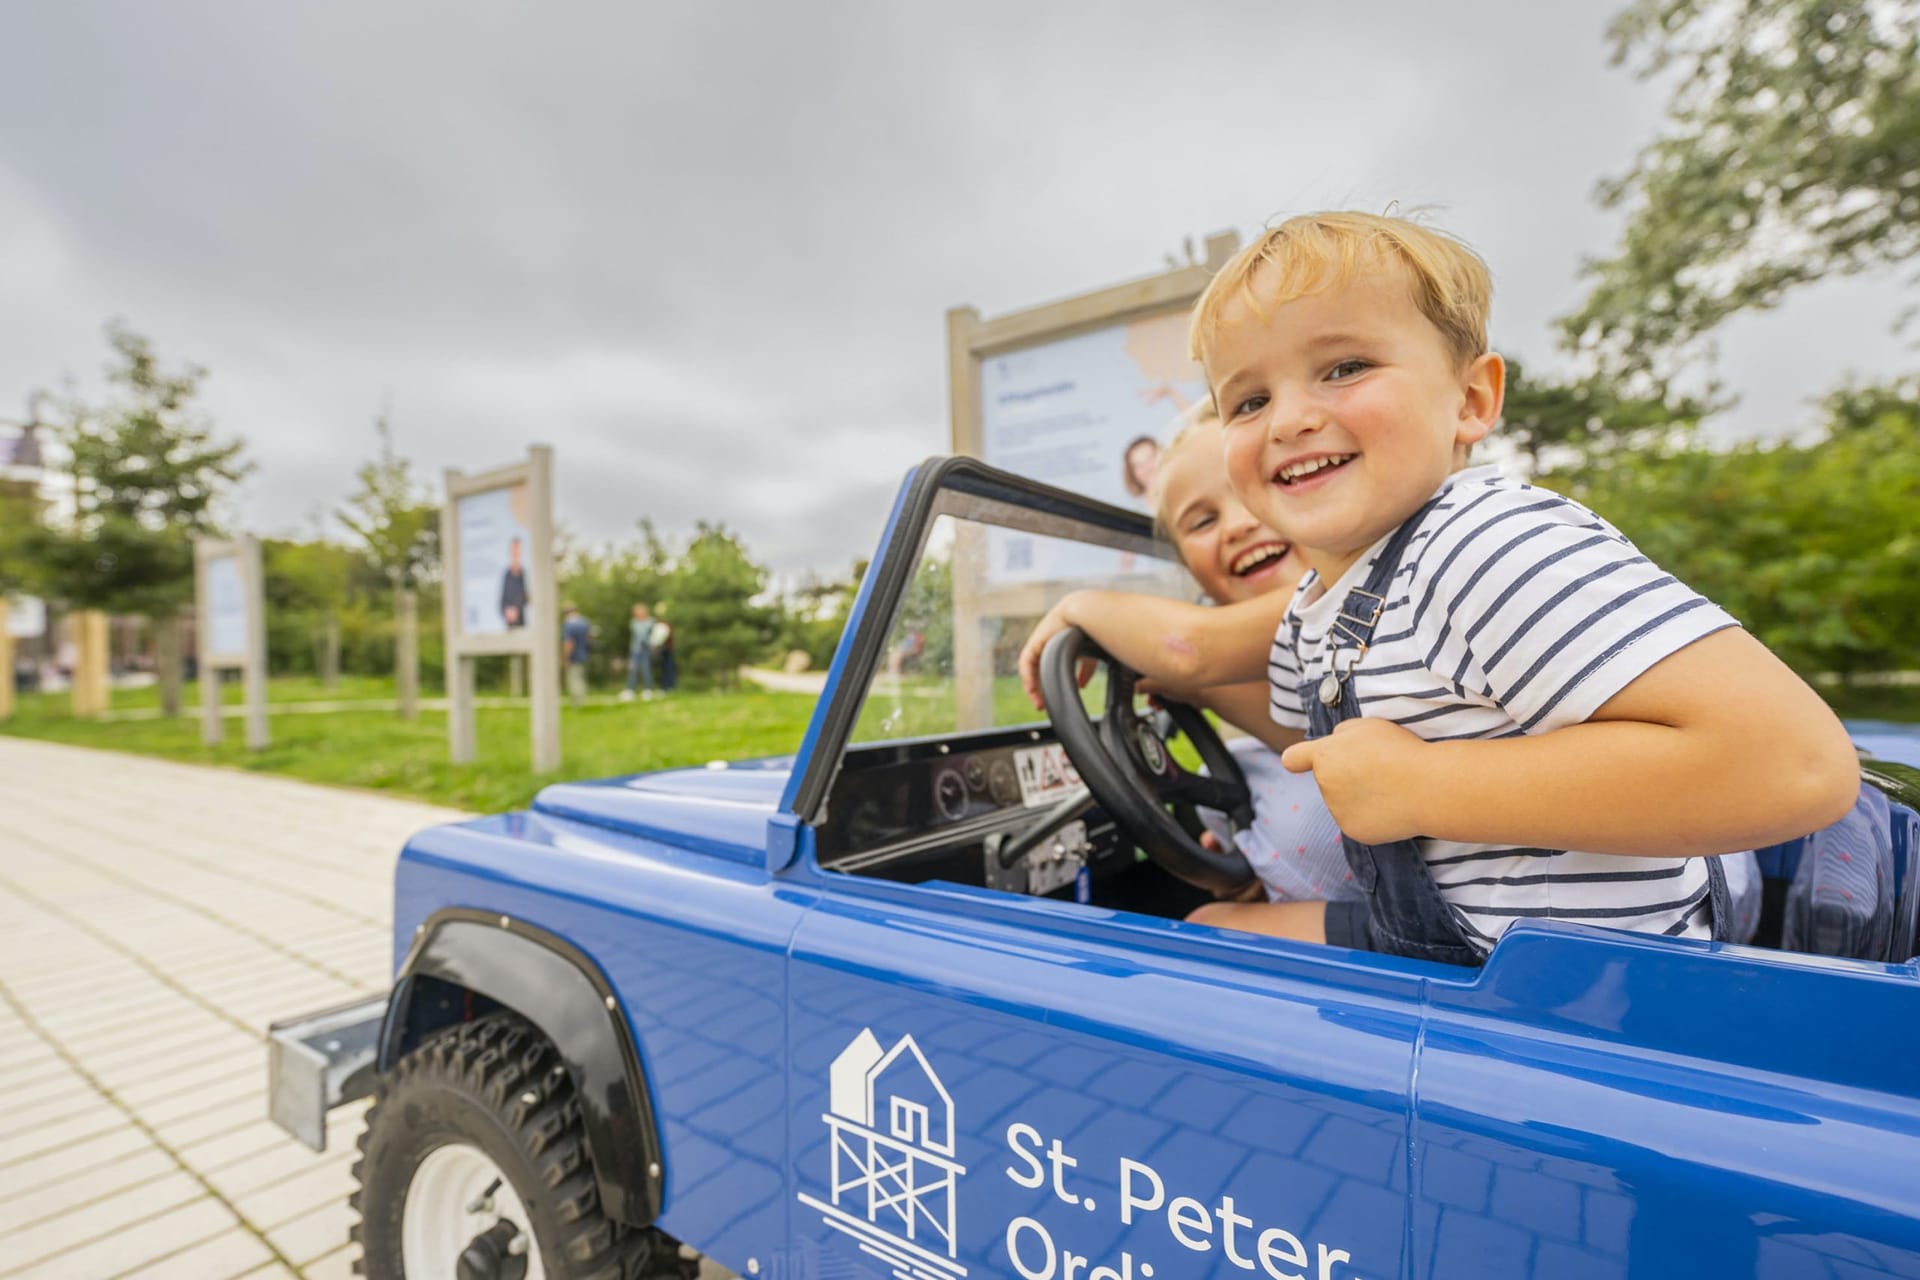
[401,1142,547,1280]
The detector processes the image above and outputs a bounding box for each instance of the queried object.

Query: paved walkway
[0,736,468,1279]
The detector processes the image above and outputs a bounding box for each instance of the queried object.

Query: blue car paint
[384,464,1920,1280]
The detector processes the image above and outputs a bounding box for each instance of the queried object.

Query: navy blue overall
[1301,502,1729,966]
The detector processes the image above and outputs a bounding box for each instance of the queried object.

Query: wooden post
[196,550,222,746]
[156,612,183,719]
[395,587,419,721]
[439,476,474,763]
[71,610,109,718]
[242,539,269,751]
[527,446,561,773]
[321,614,340,690]
[0,598,13,723]
[508,655,524,698]
[946,306,995,731]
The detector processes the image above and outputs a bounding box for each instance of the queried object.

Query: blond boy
[1020,212,1856,960]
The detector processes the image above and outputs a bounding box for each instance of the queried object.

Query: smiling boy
[1019,211,1857,961]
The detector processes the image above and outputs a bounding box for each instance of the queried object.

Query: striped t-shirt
[1268,465,1739,953]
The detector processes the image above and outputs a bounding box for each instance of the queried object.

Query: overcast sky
[1,1,1911,578]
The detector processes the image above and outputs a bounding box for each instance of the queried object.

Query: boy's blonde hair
[1188,211,1492,369]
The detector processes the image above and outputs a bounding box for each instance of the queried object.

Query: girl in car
[1149,407,1362,916]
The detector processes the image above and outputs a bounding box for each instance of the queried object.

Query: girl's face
[1155,420,1308,605]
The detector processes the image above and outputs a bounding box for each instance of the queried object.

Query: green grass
[8,669,1908,817]
[2,681,821,813]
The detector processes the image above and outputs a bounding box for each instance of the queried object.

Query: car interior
[808,468,1920,969]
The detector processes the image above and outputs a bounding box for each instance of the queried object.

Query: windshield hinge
[766,811,803,872]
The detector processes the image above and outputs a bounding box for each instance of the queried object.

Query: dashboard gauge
[963,757,987,792]
[933,768,969,822]
[988,758,1021,806]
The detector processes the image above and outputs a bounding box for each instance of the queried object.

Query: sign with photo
[979,310,1205,586]
[205,553,247,657]
[456,483,534,636]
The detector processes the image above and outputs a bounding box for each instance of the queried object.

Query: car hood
[530,756,794,864]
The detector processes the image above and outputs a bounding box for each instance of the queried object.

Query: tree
[1499,355,1717,471]
[337,414,439,591]
[1563,0,1920,379]
[25,323,249,715]
[263,537,361,683]
[773,558,864,670]
[658,523,775,689]
[337,414,439,715]
[1538,377,1920,681]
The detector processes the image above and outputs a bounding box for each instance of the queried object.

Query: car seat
[1754,783,1914,962]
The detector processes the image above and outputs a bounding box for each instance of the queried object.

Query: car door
[784,870,1422,1280]
[1410,925,1920,1278]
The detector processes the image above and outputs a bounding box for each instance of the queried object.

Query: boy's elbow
[1766,725,1861,840]
[1802,738,1863,832]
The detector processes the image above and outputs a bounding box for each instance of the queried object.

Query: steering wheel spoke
[1038,627,1255,896]
[1159,768,1246,815]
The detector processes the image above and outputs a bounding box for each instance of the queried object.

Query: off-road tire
[350,1009,697,1279]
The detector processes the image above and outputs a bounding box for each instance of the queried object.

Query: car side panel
[785,877,1424,1280]
[393,814,814,1278]
[1411,926,1920,1278]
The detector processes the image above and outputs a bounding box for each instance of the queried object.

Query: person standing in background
[621,603,656,702]
[652,614,677,693]
[562,603,592,706]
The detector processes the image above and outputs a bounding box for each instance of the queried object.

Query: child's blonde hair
[1148,400,1223,561]
[1188,211,1492,369]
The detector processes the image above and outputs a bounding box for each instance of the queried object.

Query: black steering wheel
[1039,627,1256,897]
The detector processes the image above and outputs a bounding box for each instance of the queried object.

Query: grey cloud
[1,0,1909,575]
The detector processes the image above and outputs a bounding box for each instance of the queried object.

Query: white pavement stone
[0,737,465,1280]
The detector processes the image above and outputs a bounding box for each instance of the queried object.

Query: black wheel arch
[378,907,665,1226]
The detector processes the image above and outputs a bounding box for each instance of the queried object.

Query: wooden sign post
[441,446,560,773]
[195,536,269,749]
[944,232,1239,727]
[0,598,11,723]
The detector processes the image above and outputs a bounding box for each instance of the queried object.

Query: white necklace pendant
[1318,672,1342,706]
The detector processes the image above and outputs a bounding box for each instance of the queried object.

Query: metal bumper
[266,994,387,1151]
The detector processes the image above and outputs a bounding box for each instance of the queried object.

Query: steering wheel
[1039,627,1256,897]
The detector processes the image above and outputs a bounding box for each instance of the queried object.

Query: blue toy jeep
[268,457,1920,1280]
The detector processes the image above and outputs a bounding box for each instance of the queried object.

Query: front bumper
[266,994,387,1150]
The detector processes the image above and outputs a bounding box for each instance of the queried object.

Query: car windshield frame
[782,455,1179,827]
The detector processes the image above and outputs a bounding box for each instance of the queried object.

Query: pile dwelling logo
[797,1029,969,1280]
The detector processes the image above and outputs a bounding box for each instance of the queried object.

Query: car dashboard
[816,724,1146,903]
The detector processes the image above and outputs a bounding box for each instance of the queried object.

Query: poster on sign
[979,310,1207,586]
[456,483,534,637]
[4,594,45,639]
[205,552,247,657]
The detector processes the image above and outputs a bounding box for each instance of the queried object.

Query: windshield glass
[850,493,1193,743]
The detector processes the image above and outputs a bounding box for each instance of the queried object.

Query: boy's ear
[1455,352,1505,448]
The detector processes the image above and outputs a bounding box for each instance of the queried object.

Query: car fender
[378,907,664,1227]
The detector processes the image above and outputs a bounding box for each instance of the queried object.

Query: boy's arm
[1283,628,1859,856]
[1017,589,1288,712]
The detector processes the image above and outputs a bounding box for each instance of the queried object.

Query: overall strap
[1315,494,1445,709]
